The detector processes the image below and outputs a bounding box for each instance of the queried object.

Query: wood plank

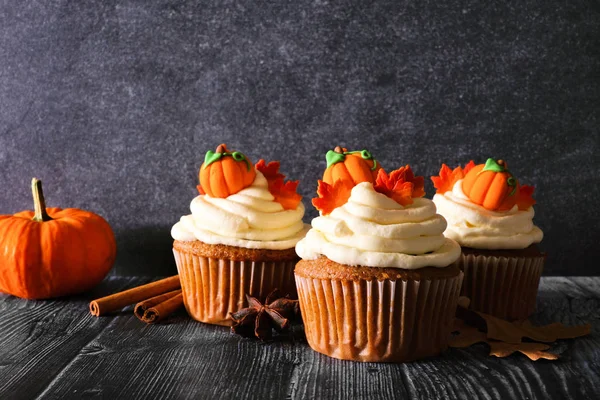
[567,277,600,298]
[0,277,149,400]
[1,277,599,400]
[34,311,299,399]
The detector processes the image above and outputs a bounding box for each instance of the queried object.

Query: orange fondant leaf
[255,159,301,210]
[312,180,353,215]
[488,342,558,361]
[255,159,285,181]
[197,184,205,195]
[431,160,475,194]
[516,184,536,210]
[270,178,302,210]
[374,166,425,206]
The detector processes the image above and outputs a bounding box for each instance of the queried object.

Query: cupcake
[294,147,462,362]
[171,144,309,326]
[431,158,544,321]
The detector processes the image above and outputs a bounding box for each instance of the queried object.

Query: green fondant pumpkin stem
[31,178,53,222]
[203,150,223,167]
[230,152,251,171]
[326,149,346,168]
[203,148,251,171]
[480,158,506,174]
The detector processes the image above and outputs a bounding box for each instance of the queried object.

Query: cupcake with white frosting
[294,150,462,362]
[172,144,308,326]
[431,158,545,321]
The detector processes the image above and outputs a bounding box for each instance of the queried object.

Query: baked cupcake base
[173,240,299,326]
[295,258,463,363]
[458,244,546,321]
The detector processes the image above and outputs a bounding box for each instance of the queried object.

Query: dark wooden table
[1,277,598,400]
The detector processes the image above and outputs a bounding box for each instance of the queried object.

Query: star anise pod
[230,289,300,341]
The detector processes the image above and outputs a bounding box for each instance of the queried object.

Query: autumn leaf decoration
[373,165,426,206]
[431,160,476,194]
[312,179,354,215]
[255,159,302,210]
[516,184,536,210]
[255,159,285,182]
[313,165,426,214]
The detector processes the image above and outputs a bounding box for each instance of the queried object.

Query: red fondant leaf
[255,159,285,181]
[255,159,301,210]
[312,180,353,215]
[197,184,205,195]
[463,160,476,174]
[431,161,475,194]
[270,178,302,210]
[517,184,536,210]
[374,166,425,206]
[431,164,455,194]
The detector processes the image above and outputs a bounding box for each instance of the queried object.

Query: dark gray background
[1,0,598,276]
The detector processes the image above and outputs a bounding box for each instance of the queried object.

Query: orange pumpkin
[322,146,382,185]
[199,144,256,198]
[462,158,519,211]
[0,179,117,299]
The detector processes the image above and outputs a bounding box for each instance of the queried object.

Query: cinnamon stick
[135,291,184,324]
[90,275,181,316]
[134,289,182,322]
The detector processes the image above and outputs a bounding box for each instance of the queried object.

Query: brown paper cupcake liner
[295,272,463,362]
[458,253,545,321]
[173,249,298,326]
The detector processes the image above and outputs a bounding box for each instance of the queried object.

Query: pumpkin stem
[497,159,506,168]
[216,144,227,153]
[334,146,343,153]
[31,178,53,222]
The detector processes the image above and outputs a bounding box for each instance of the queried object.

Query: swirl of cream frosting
[432,179,543,249]
[295,182,461,269]
[171,171,309,250]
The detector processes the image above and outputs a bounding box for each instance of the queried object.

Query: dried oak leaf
[450,321,558,361]
[488,342,558,361]
[255,159,302,210]
[450,318,488,348]
[431,160,476,194]
[478,311,591,344]
[457,305,591,344]
[516,184,536,210]
[312,179,354,215]
[451,305,591,361]
[374,165,425,206]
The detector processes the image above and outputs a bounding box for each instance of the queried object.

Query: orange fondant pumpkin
[0,179,117,299]
[462,158,519,211]
[322,146,382,185]
[199,144,256,198]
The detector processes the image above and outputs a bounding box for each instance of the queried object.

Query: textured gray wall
[1,1,598,276]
